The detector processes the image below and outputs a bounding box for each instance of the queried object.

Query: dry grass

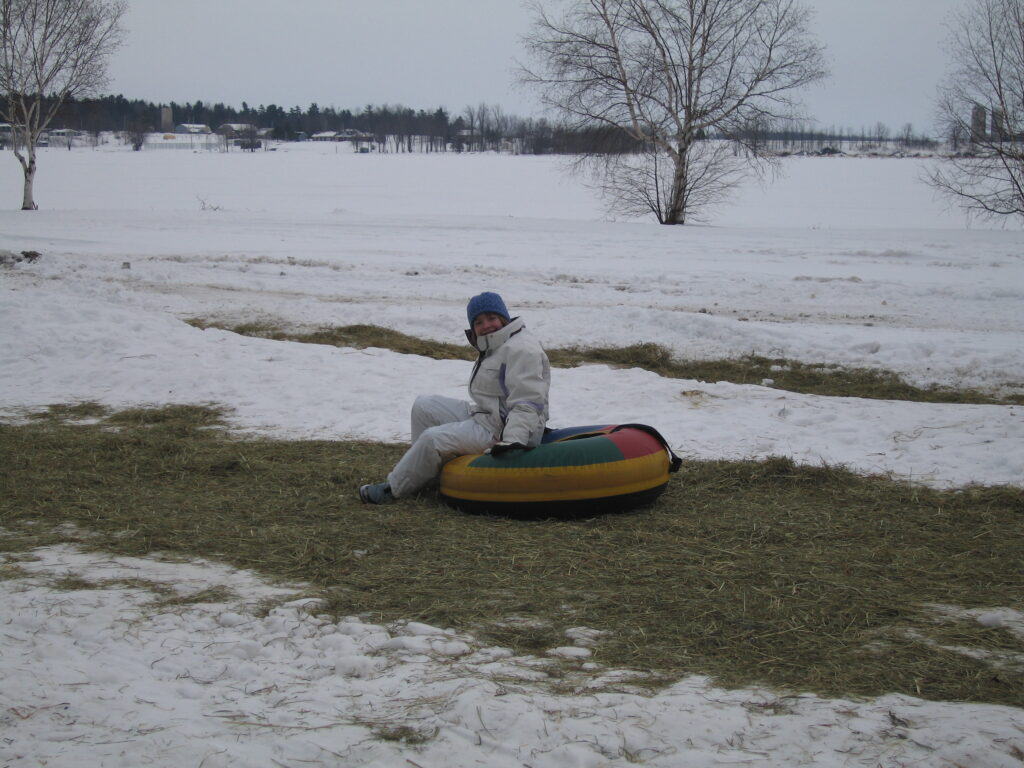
[147,585,238,608]
[2,404,1022,706]
[186,320,1023,405]
[0,562,31,581]
[188,320,476,362]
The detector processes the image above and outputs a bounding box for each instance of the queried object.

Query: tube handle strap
[612,423,683,473]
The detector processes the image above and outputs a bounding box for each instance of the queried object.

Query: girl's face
[472,312,507,337]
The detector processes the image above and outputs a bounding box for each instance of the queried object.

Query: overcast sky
[107,0,961,134]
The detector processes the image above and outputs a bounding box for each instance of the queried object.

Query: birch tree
[521,0,827,224]
[928,0,1024,221]
[0,0,125,210]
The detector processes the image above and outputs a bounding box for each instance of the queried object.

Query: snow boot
[359,482,393,504]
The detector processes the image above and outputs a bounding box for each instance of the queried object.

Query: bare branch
[520,0,827,223]
[0,0,125,209]
[928,0,1024,220]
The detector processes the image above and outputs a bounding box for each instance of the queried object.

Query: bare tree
[0,0,125,209]
[462,104,479,152]
[899,122,914,148]
[928,0,1024,221]
[490,104,511,148]
[521,0,827,224]
[595,139,748,219]
[125,119,146,151]
[873,121,890,146]
[238,123,260,152]
[474,102,491,151]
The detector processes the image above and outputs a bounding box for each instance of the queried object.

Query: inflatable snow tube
[440,424,682,517]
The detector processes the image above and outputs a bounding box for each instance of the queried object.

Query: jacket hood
[467,316,524,353]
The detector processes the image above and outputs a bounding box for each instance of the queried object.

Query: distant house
[48,128,82,148]
[454,128,480,151]
[0,123,49,148]
[175,123,212,134]
[217,123,254,138]
[310,129,373,143]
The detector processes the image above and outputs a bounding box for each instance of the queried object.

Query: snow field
[3,144,1023,394]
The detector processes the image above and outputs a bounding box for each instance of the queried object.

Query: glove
[487,441,527,457]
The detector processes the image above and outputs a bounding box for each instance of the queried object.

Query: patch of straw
[2,406,1021,705]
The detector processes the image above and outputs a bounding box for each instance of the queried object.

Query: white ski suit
[386,317,551,498]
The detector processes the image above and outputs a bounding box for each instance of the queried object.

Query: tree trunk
[21,155,38,210]
[662,152,688,225]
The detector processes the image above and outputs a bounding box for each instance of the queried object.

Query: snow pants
[386,394,496,498]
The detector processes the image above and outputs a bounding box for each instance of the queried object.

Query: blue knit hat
[466,292,510,326]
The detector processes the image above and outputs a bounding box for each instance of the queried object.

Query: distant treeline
[3,94,937,154]
[0,94,646,154]
[737,121,939,152]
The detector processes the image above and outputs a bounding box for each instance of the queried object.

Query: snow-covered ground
[1,142,1022,766]
[3,541,1022,768]
[3,144,1023,394]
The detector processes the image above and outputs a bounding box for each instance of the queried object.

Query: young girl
[359,292,551,504]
